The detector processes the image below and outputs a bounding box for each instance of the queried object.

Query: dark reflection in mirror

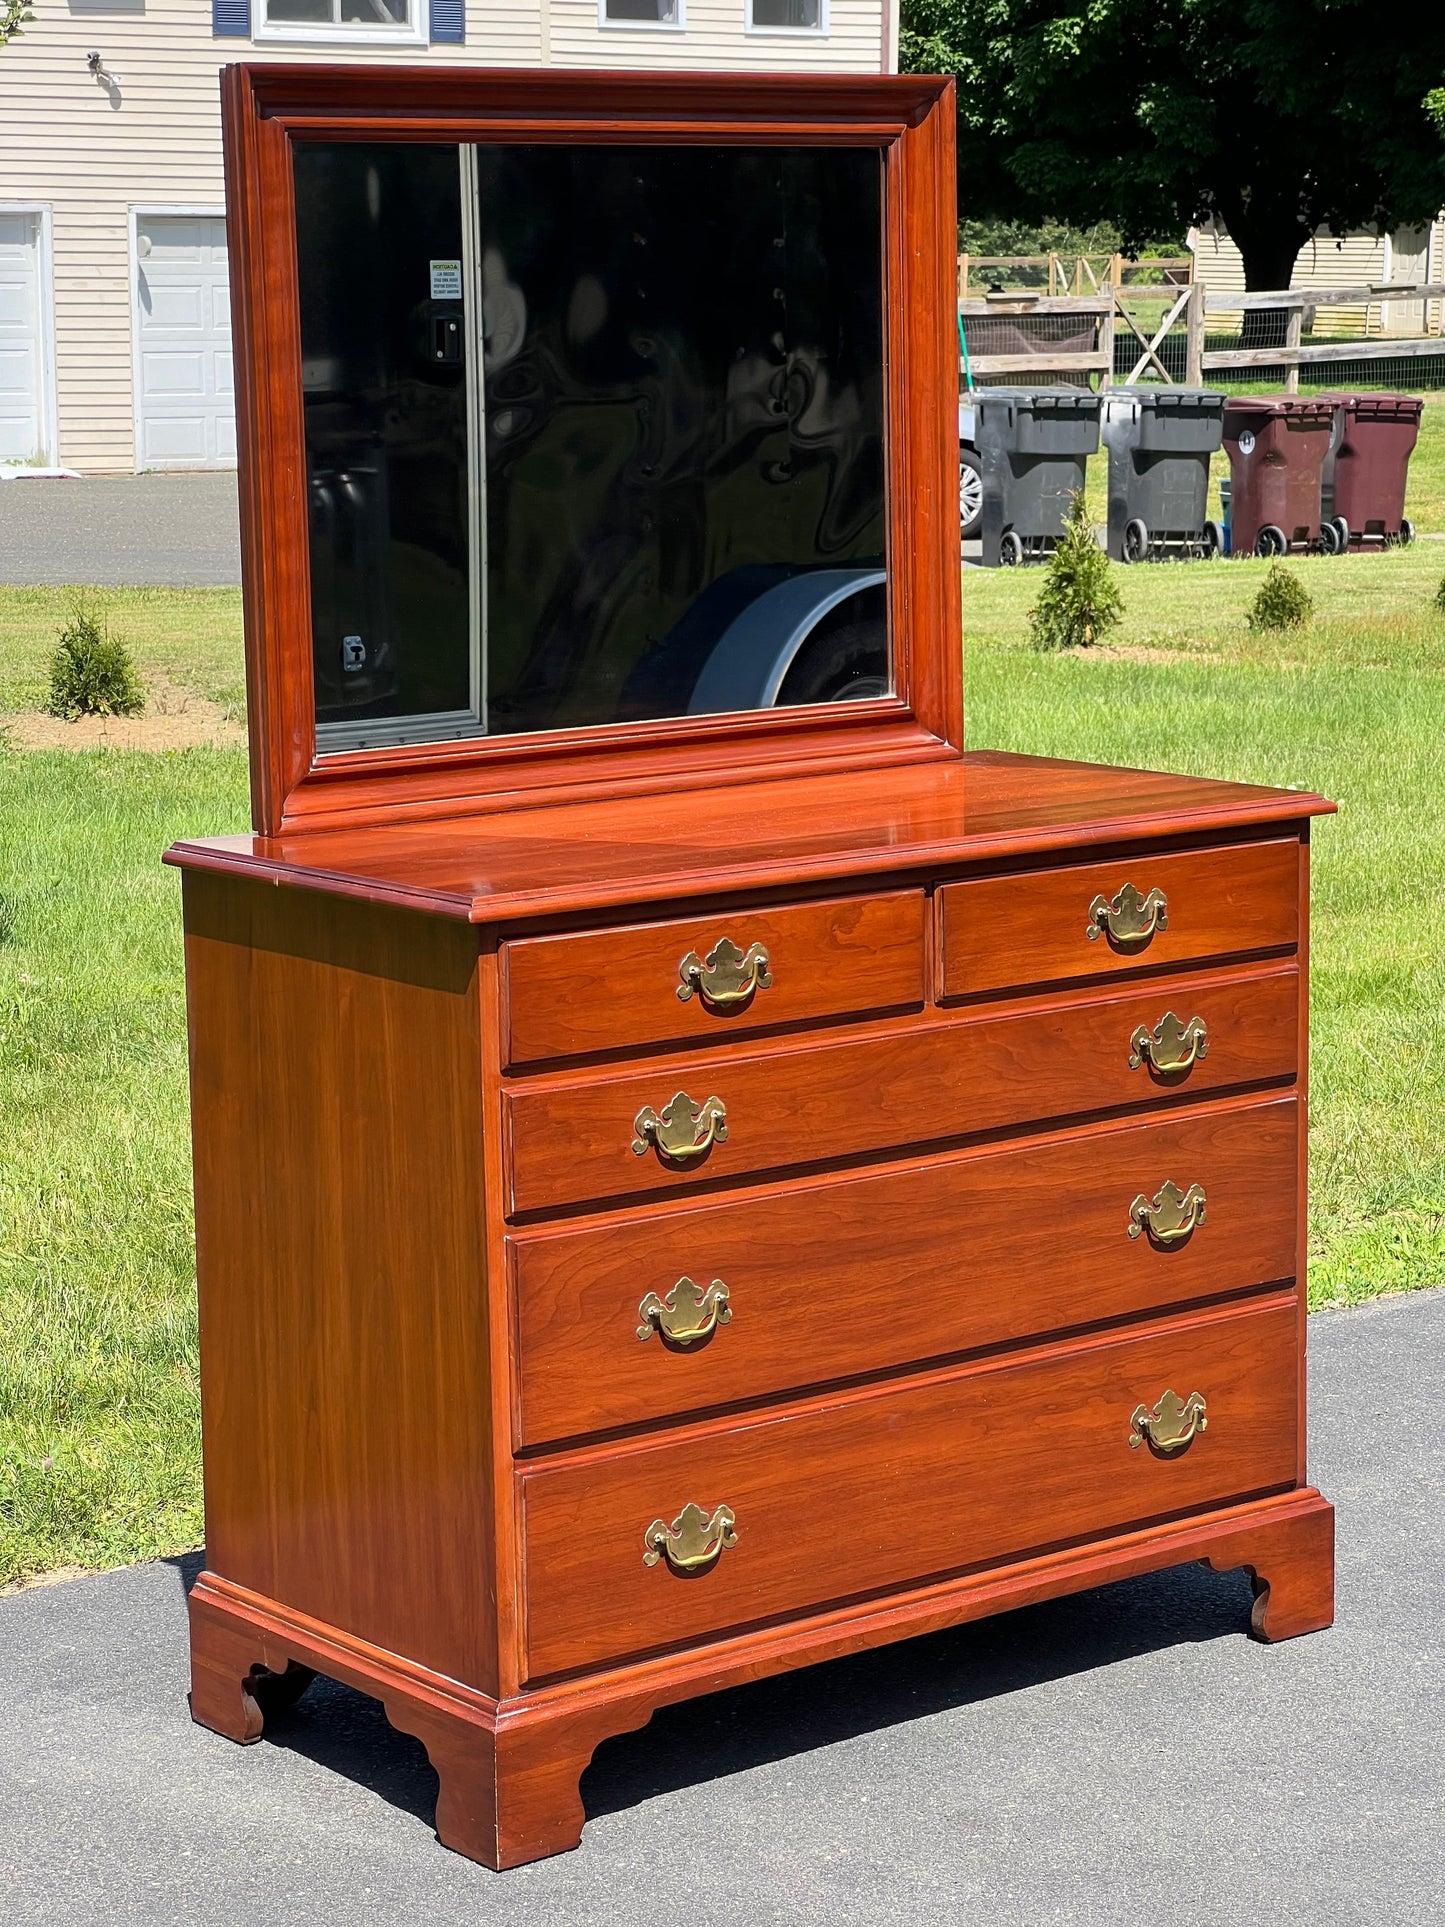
[293,140,887,751]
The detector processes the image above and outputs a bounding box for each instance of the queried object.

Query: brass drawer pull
[638,1276,732,1346]
[1129,1011,1209,1075]
[643,1502,738,1574]
[1088,882,1168,949]
[677,937,773,1012]
[1128,1181,1207,1246]
[632,1091,728,1164]
[1130,1389,1208,1455]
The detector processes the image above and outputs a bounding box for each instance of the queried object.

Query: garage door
[0,211,47,465]
[135,214,235,470]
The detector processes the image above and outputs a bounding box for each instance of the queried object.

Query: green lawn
[3,472,1445,1584]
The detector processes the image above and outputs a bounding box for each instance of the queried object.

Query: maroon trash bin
[1319,393,1422,549]
[1221,396,1334,557]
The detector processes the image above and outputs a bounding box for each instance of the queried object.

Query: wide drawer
[505,962,1298,1215]
[502,891,926,1067]
[938,838,1299,1000]
[519,1294,1300,1679]
[510,1095,1299,1447]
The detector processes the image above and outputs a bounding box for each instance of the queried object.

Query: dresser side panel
[183,871,497,1694]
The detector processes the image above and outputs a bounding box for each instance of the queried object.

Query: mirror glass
[293,140,888,751]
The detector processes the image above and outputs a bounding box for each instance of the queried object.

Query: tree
[902,0,1445,311]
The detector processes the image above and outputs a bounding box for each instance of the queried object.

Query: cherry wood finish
[502,890,926,1068]
[505,962,1299,1215]
[166,751,1332,923]
[510,1094,1299,1447]
[519,1295,1299,1679]
[938,837,1300,1000]
[221,64,961,837]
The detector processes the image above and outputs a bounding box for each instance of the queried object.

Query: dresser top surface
[166,750,1333,926]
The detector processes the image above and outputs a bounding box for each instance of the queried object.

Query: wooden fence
[959,281,1445,390]
[957,253,1195,297]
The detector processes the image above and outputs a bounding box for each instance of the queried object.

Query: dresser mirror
[222,67,957,834]
[296,140,888,752]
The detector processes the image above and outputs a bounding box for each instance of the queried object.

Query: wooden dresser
[173,751,1334,1870]
[175,66,1334,1871]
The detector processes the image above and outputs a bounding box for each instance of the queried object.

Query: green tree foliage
[1028,492,1123,650]
[1,0,36,45]
[46,608,146,719]
[1248,564,1313,631]
[902,2,1445,302]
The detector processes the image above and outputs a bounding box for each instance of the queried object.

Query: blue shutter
[212,0,250,35]
[430,0,464,41]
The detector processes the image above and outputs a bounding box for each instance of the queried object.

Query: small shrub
[1248,564,1313,632]
[1028,492,1123,651]
[1434,572,1445,617]
[45,608,145,719]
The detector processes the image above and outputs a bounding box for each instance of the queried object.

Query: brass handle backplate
[678,938,773,1012]
[1129,1011,1209,1075]
[638,1276,732,1347]
[1130,1389,1208,1455]
[1129,1181,1207,1247]
[643,1502,738,1574]
[632,1091,728,1164]
[1089,882,1168,949]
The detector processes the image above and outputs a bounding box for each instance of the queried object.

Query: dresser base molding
[188,1487,1333,1871]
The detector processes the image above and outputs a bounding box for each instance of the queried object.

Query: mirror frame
[222,64,960,836]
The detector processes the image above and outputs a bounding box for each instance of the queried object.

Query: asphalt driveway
[1,1287,1440,1925]
[0,474,241,587]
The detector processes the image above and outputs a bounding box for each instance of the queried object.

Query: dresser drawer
[505,962,1298,1215]
[502,891,926,1067]
[938,838,1299,1000]
[519,1295,1299,1678]
[511,1096,1298,1446]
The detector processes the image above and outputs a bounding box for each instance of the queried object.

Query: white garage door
[0,211,47,465]
[135,214,235,471]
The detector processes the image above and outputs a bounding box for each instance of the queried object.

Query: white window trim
[597,0,686,32]
[128,204,232,476]
[745,0,829,33]
[251,0,429,47]
[0,203,58,470]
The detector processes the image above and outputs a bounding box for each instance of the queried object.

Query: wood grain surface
[510,1095,1299,1446]
[519,1294,1300,1679]
[503,890,926,1067]
[183,871,499,1693]
[938,837,1300,998]
[505,962,1299,1215]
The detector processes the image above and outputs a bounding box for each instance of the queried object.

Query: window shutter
[212,0,250,35]
[430,0,464,41]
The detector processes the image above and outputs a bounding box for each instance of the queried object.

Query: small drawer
[504,962,1298,1216]
[510,1095,1299,1447]
[502,891,926,1067]
[519,1295,1300,1679]
[938,838,1299,1000]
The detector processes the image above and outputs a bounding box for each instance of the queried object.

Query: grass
[3,424,1445,1582]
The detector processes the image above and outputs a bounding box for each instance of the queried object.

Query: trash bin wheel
[1322,516,1349,556]
[999,531,1024,567]
[1401,518,1415,547]
[1255,524,1288,558]
[1203,521,1225,557]
[1121,518,1150,564]
[958,447,983,544]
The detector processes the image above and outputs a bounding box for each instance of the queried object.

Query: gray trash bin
[1101,386,1227,562]
[976,387,1101,567]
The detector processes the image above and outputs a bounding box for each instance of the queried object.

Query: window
[600,0,682,27]
[257,0,424,39]
[748,0,824,27]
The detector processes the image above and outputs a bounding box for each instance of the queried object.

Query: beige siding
[0,0,888,472]
[1188,219,1445,340]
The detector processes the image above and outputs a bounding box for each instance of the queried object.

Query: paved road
[1,1289,1440,1925]
[0,475,241,587]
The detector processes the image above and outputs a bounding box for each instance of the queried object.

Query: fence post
[1284,298,1303,394]
[958,252,969,299]
[1185,282,1205,386]
[1098,294,1116,391]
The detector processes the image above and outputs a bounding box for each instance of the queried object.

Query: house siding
[1188,220,1445,339]
[0,0,890,472]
